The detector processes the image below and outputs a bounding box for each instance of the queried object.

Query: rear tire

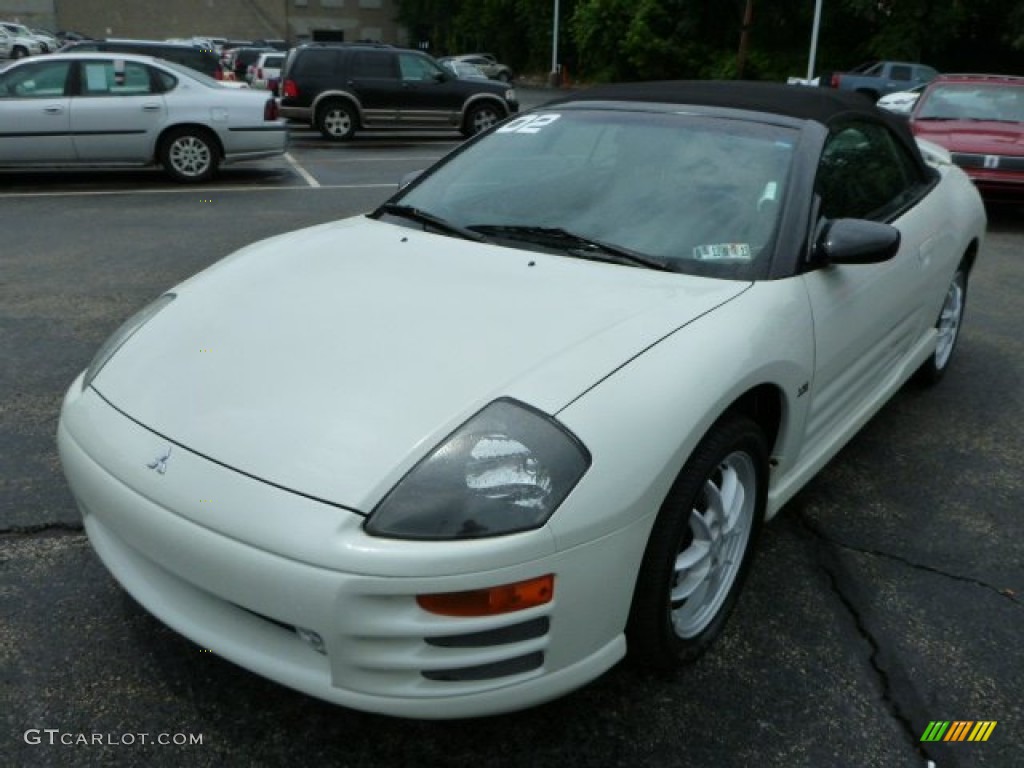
[627,414,767,671]
[159,127,219,183]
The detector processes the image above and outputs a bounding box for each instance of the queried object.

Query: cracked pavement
[2,171,1022,766]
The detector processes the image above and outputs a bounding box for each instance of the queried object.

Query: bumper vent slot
[422,651,544,682]
[425,617,549,648]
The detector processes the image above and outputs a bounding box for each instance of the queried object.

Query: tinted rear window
[292,48,341,76]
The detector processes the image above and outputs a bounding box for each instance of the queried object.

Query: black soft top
[546,80,930,175]
[550,80,879,123]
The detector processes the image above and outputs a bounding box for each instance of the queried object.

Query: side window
[890,65,912,81]
[79,60,155,96]
[0,60,71,98]
[292,48,340,77]
[349,51,397,79]
[154,69,177,92]
[816,122,924,221]
[398,53,441,81]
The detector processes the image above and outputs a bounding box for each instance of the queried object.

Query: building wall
[49,0,405,45]
[0,0,56,28]
[55,0,287,41]
[288,0,406,45]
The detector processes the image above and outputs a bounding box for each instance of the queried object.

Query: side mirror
[813,218,901,265]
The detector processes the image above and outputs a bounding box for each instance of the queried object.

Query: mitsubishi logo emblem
[147,446,172,475]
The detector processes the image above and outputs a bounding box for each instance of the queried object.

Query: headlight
[83,293,175,389]
[366,398,590,540]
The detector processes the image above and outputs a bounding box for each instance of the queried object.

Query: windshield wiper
[373,203,489,243]
[467,225,675,272]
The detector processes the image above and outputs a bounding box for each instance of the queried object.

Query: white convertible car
[58,82,985,718]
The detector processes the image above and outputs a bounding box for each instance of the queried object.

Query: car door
[70,59,167,163]
[0,59,75,163]
[396,52,461,127]
[345,50,402,125]
[799,120,947,454]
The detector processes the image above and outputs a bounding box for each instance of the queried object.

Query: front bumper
[951,155,1024,198]
[58,378,633,718]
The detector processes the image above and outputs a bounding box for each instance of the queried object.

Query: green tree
[396,0,1024,82]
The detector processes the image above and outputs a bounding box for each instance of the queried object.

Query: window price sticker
[693,243,753,261]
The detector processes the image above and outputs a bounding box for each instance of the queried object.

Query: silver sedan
[0,52,288,182]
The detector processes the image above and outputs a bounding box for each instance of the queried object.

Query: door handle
[141,104,162,112]
[43,105,64,114]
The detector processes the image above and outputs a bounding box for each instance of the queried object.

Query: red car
[911,74,1024,199]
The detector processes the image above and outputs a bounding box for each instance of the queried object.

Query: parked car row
[0,37,524,181]
[788,60,1024,201]
[0,21,45,58]
[0,22,92,57]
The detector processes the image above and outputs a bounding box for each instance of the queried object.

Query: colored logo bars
[920,721,997,742]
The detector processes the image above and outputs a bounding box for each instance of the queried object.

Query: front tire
[627,414,767,671]
[12,46,28,59]
[915,265,968,386]
[317,100,356,141]
[461,102,503,137]
[159,128,219,183]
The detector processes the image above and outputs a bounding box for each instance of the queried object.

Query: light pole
[806,0,823,82]
[549,0,560,88]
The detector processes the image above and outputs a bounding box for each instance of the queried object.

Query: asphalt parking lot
[2,100,1023,768]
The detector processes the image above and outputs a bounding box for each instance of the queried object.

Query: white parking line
[296,155,447,164]
[0,183,398,200]
[284,151,320,188]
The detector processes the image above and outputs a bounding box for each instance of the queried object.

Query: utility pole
[807,0,823,82]
[736,0,754,78]
[549,0,560,88]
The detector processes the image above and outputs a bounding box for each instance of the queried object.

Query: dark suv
[61,40,226,81]
[279,43,518,140]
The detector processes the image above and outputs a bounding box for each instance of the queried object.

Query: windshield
[917,83,1024,122]
[391,109,796,279]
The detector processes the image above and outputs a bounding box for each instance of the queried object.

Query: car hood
[913,119,1024,155]
[94,217,749,511]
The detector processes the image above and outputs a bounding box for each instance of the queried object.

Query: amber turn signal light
[417,574,554,617]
